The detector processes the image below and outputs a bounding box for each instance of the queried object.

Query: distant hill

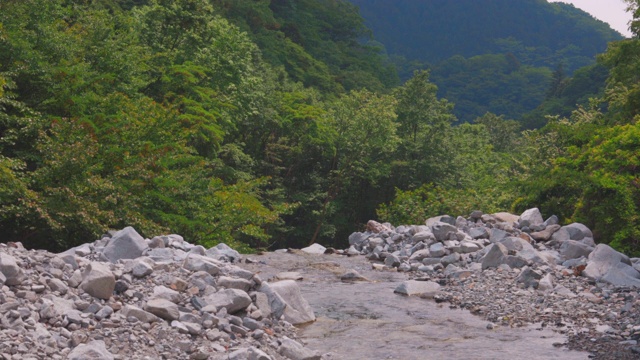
[349,0,623,123]
[350,0,622,68]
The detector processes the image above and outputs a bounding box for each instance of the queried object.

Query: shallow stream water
[242,251,589,360]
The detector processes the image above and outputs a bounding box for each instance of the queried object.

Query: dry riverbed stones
[0,228,320,360]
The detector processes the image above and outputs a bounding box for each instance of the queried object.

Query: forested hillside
[0,0,639,256]
[350,0,624,123]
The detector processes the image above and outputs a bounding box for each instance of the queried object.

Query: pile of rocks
[343,208,640,359]
[346,208,640,288]
[0,226,320,360]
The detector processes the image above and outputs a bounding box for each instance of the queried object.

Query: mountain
[350,0,622,67]
[349,0,624,123]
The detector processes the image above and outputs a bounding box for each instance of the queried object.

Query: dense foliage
[0,0,639,257]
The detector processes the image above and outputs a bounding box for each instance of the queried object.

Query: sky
[549,0,633,37]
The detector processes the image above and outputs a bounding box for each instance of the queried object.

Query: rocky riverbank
[2,207,640,359]
[0,227,320,360]
[336,208,640,359]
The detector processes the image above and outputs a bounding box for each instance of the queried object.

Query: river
[242,250,589,360]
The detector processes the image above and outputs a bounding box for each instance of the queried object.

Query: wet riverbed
[242,251,589,360]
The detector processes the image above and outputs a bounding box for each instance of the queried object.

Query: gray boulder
[384,253,401,267]
[583,244,640,287]
[530,224,561,242]
[431,221,457,241]
[182,253,221,275]
[481,243,508,270]
[492,212,519,224]
[260,280,315,325]
[516,266,542,289]
[144,298,180,321]
[538,273,555,292]
[564,223,593,240]
[489,228,508,243]
[120,305,158,323]
[409,249,431,262]
[205,243,242,262]
[412,231,435,244]
[229,347,272,360]
[152,286,181,303]
[67,340,114,360]
[278,337,321,360]
[348,232,369,247]
[559,240,594,260]
[80,262,115,300]
[340,269,370,282]
[519,208,544,227]
[201,289,252,314]
[468,227,489,240]
[0,253,26,286]
[102,226,147,263]
[459,241,482,253]
[217,276,253,292]
[394,280,441,298]
[429,243,447,258]
[130,256,155,278]
[543,215,559,227]
[301,243,327,255]
[550,227,571,244]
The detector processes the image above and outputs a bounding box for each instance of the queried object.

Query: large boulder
[530,224,561,242]
[519,208,544,227]
[120,305,159,323]
[489,228,509,243]
[67,340,114,360]
[259,280,315,325]
[182,253,221,275]
[0,253,26,286]
[430,221,457,241]
[205,243,242,263]
[102,227,147,263]
[492,212,519,224]
[468,227,489,240]
[301,243,327,255]
[515,266,542,289]
[583,244,640,287]
[144,298,180,321]
[80,262,115,300]
[348,232,369,247]
[481,243,508,270]
[278,337,321,360]
[394,280,441,298]
[564,223,593,240]
[559,240,594,260]
[366,220,392,233]
[201,289,252,314]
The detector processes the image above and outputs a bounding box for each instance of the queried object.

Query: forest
[351,0,623,124]
[0,0,639,256]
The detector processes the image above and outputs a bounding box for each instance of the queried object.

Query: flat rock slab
[201,288,252,314]
[394,280,441,298]
[276,272,304,281]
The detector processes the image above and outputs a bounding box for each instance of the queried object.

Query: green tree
[393,70,456,188]
[309,89,399,244]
